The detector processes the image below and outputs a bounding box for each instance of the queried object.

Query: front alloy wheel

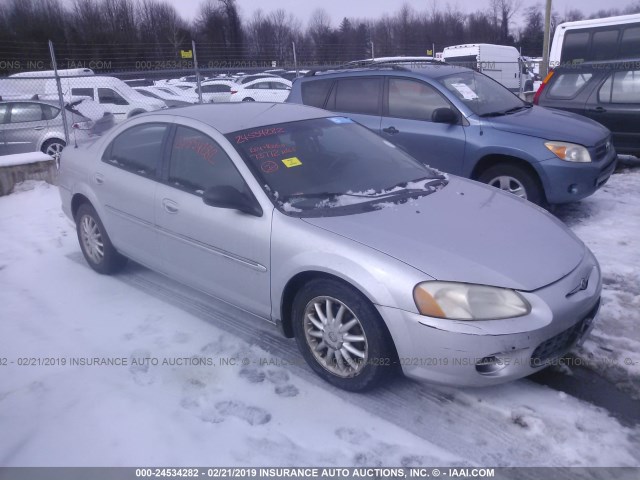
[303,296,369,378]
[292,279,396,391]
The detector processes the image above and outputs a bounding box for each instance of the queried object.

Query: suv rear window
[301,79,333,108]
[547,72,593,98]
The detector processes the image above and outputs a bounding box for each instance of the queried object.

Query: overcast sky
[168,0,631,27]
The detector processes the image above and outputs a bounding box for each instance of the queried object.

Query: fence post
[370,41,375,60]
[292,42,298,77]
[192,40,203,104]
[48,40,70,150]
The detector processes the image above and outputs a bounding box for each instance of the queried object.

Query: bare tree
[490,0,522,43]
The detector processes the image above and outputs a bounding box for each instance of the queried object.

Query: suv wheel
[479,164,545,206]
[292,279,396,391]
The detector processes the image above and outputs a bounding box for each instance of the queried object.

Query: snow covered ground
[1,172,639,467]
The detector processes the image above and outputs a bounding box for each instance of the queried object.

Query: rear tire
[292,278,396,391]
[478,163,545,207]
[41,138,66,166]
[75,203,127,274]
[242,97,255,102]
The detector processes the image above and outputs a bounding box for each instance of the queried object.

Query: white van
[549,13,640,67]
[10,68,95,78]
[442,44,526,92]
[44,76,165,121]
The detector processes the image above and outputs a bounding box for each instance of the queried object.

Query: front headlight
[413,281,531,320]
[544,141,591,163]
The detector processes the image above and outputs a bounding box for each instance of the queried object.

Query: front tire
[478,163,545,206]
[75,203,127,274]
[292,279,396,391]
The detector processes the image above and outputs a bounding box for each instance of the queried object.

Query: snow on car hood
[302,177,585,292]
[486,105,609,147]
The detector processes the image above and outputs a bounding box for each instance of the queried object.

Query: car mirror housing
[202,186,263,217]
[432,107,459,124]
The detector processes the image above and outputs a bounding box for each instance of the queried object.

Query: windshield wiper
[504,104,532,114]
[479,111,507,118]
[383,176,447,192]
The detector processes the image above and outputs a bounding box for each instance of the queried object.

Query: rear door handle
[33,126,45,131]
[93,173,104,185]
[162,198,179,214]
[382,126,399,135]
[588,106,606,113]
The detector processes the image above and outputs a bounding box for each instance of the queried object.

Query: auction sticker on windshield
[282,157,302,168]
[451,83,478,100]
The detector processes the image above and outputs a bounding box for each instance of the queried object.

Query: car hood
[485,105,609,147]
[302,178,585,292]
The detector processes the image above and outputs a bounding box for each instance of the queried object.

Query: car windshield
[437,71,527,117]
[228,117,447,215]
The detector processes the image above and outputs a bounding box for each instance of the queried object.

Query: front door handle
[162,198,179,214]
[382,126,399,135]
[588,106,606,113]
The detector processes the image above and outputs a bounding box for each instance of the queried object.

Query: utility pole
[541,0,552,77]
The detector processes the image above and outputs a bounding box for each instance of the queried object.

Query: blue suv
[286,63,617,206]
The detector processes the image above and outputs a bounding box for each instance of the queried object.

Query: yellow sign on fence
[180,50,193,59]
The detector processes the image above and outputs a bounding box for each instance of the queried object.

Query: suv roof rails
[305,64,413,77]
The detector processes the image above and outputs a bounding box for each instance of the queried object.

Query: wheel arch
[471,153,541,183]
[280,269,401,364]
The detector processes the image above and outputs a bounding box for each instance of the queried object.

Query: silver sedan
[58,103,601,391]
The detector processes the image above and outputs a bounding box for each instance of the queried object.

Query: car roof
[304,63,471,80]
[0,98,60,106]
[147,102,331,134]
[240,77,291,88]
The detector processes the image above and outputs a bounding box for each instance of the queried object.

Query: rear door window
[547,72,593,98]
[102,123,169,178]
[610,70,640,103]
[387,78,451,121]
[328,77,382,115]
[9,103,43,123]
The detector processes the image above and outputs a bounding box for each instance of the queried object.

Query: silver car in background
[58,103,601,391]
[0,97,115,162]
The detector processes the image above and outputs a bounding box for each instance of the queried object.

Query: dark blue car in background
[287,63,617,207]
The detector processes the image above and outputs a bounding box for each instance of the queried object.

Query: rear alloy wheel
[292,279,396,391]
[41,138,66,165]
[479,163,545,206]
[75,203,127,274]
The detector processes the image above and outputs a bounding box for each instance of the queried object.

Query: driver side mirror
[202,185,263,217]
[432,107,459,124]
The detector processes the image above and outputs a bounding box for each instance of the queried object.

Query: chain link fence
[0,40,546,163]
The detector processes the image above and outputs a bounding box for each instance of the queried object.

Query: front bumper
[537,151,617,204]
[378,251,602,387]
